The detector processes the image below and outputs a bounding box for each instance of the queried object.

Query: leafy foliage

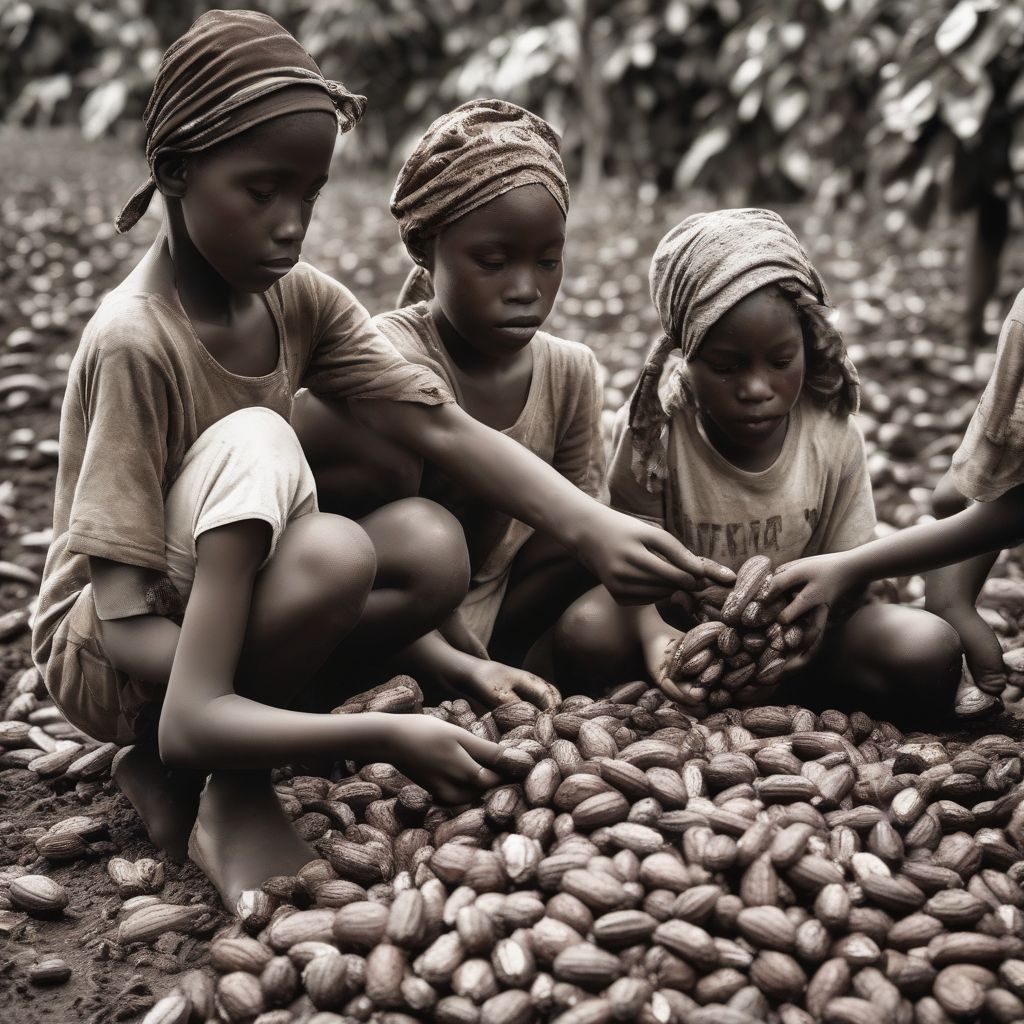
[1,0,1022,222]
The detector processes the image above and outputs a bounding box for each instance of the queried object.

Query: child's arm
[923,471,1007,694]
[91,536,500,802]
[770,482,1024,624]
[351,399,734,602]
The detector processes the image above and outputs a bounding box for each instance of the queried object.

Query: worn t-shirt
[375,302,606,642]
[33,259,453,670]
[607,396,876,572]
[951,288,1024,502]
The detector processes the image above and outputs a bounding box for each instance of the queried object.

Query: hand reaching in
[768,551,863,625]
[383,716,501,804]
[464,660,561,713]
[577,506,734,605]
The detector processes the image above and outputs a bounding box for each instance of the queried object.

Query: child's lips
[499,319,541,330]
[735,414,783,434]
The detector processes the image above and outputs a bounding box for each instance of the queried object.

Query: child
[31,11,725,908]
[294,99,609,710]
[553,208,963,724]
[775,289,1024,703]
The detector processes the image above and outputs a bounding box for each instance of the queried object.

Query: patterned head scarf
[116,9,366,233]
[390,99,569,304]
[627,208,860,490]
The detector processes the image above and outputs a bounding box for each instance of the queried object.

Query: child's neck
[428,300,534,432]
[164,215,253,327]
[698,409,791,472]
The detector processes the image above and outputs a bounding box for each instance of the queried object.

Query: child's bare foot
[465,659,561,712]
[112,740,203,862]
[188,770,317,911]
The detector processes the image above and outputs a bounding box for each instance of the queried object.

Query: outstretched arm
[924,471,1006,695]
[770,483,1024,624]
[352,398,734,603]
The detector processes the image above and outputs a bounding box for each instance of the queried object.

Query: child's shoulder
[79,287,179,363]
[533,330,600,379]
[277,260,361,312]
[797,397,865,461]
[1006,288,1024,325]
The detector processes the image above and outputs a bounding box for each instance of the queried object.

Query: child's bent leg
[105,408,377,888]
[488,529,597,670]
[292,390,422,519]
[306,496,471,706]
[827,604,963,727]
[550,585,647,695]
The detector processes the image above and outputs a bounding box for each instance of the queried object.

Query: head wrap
[390,98,569,304]
[116,9,366,233]
[627,208,860,490]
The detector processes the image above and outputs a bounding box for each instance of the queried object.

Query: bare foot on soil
[188,770,317,911]
[112,741,203,862]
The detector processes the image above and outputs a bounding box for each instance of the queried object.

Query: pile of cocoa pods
[120,678,1024,1024]
[663,556,812,713]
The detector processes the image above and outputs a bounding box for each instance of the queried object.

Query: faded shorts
[44,407,318,744]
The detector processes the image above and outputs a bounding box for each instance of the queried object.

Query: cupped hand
[384,716,501,804]
[768,552,860,625]
[579,507,734,605]
[467,660,562,712]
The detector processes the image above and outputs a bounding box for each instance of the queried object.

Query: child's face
[178,111,336,293]
[689,285,805,453]
[428,183,565,358]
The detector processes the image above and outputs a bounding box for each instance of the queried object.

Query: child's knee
[552,589,620,668]
[859,605,963,694]
[292,513,377,612]
[393,497,470,606]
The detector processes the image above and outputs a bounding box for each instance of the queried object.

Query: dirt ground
[1,127,1023,1023]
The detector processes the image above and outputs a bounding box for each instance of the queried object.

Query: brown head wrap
[627,208,860,490]
[390,98,569,303]
[116,9,366,233]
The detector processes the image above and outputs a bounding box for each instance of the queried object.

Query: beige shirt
[375,302,607,642]
[951,288,1024,502]
[33,261,453,669]
[607,396,876,572]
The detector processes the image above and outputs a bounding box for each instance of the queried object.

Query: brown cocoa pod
[117,902,211,944]
[592,909,657,948]
[749,950,806,1003]
[572,791,630,831]
[553,942,622,989]
[932,965,985,1019]
[364,943,405,1009]
[214,972,264,1023]
[332,901,388,950]
[652,919,717,971]
[806,958,851,1018]
[385,888,425,948]
[210,936,275,975]
[531,917,585,965]
[259,955,299,1007]
[736,906,796,952]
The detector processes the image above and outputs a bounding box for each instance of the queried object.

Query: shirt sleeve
[814,417,877,554]
[951,297,1024,501]
[553,347,608,502]
[299,266,454,405]
[606,405,666,527]
[66,332,170,573]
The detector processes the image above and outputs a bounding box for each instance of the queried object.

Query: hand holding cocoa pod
[661,556,818,712]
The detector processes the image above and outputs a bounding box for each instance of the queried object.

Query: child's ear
[153,153,189,198]
[408,234,435,273]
